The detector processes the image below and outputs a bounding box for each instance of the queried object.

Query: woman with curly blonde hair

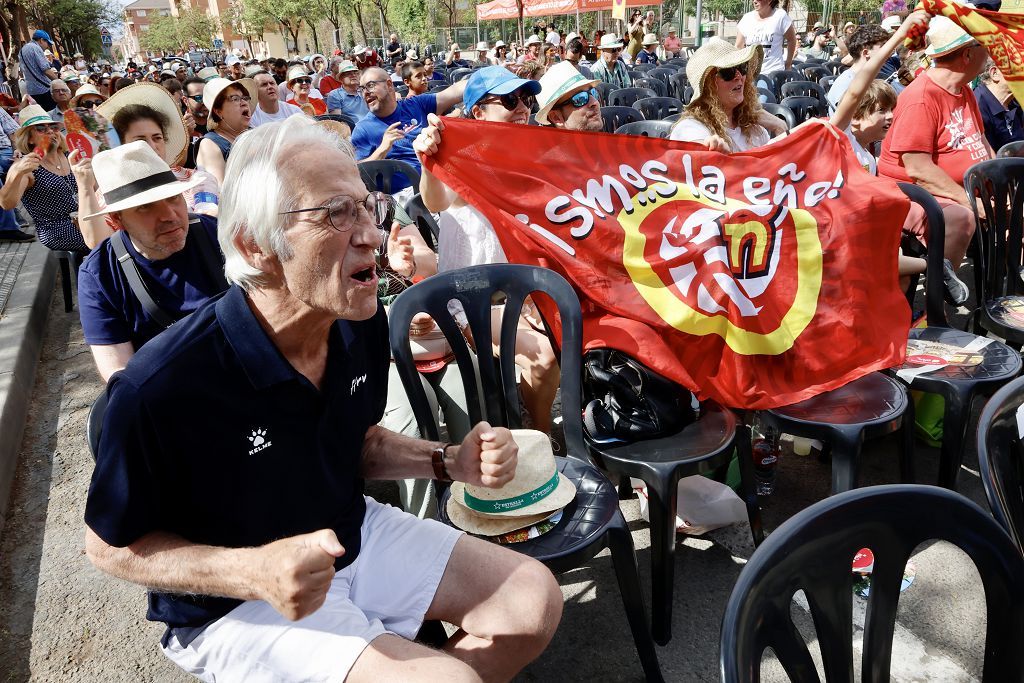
[670,39,780,152]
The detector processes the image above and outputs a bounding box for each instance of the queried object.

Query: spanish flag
[918,0,1024,107]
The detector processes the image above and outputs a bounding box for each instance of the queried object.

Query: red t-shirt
[878,72,989,185]
[288,98,327,116]
[318,75,341,96]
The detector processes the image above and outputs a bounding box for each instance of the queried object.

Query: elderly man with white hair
[83,115,562,683]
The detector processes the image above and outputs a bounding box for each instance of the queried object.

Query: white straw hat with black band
[82,141,204,219]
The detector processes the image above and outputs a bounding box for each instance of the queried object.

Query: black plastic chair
[594,81,613,105]
[998,141,1024,158]
[359,159,421,195]
[780,80,828,106]
[762,103,798,131]
[760,372,914,494]
[976,375,1024,555]
[756,87,776,105]
[756,72,778,96]
[632,96,683,121]
[772,69,806,97]
[632,77,668,98]
[601,106,645,133]
[447,67,473,83]
[824,60,847,76]
[818,74,837,92]
[893,183,1022,490]
[779,96,828,122]
[649,68,678,82]
[663,112,682,123]
[395,84,409,97]
[669,72,689,101]
[720,484,1024,682]
[586,410,764,643]
[633,62,657,73]
[607,87,658,108]
[388,264,663,682]
[681,85,694,105]
[404,192,440,251]
[615,120,674,138]
[54,249,84,313]
[801,64,832,82]
[963,159,1024,347]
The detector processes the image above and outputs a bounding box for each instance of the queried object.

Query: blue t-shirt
[77,216,226,349]
[350,93,437,190]
[326,87,370,121]
[83,285,390,630]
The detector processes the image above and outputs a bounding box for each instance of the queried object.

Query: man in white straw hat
[592,33,633,88]
[535,61,603,132]
[474,41,489,65]
[76,141,224,380]
[84,115,562,682]
[446,42,471,68]
[326,60,370,120]
[517,34,543,64]
[637,33,661,65]
[878,15,990,270]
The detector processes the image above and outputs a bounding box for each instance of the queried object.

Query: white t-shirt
[438,204,507,273]
[845,125,877,175]
[250,101,305,127]
[737,8,793,74]
[546,30,561,46]
[669,117,770,152]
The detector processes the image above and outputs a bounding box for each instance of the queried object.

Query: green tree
[140,3,219,53]
[391,0,430,43]
[21,0,119,59]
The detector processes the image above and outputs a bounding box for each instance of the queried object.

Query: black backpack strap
[110,230,177,329]
[187,215,229,291]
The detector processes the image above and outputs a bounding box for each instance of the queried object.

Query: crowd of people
[0,5,1016,680]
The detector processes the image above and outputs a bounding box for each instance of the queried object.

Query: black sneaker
[942,258,969,305]
[0,229,34,243]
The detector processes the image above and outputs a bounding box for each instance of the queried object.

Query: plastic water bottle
[751,418,780,496]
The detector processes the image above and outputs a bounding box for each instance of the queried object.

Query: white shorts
[162,497,463,682]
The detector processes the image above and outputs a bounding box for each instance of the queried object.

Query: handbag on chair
[583,349,698,442]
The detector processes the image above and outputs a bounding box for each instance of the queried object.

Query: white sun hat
[686,37,763,103]
[97,82,188,166]
[446,430,577,536]
[534,61,599,125]
[598,33,625,50]
[525,34,543,46]
[83,141,204,218]
[642,32,660,46]
[924,16,977,57]
[202,77,257,131]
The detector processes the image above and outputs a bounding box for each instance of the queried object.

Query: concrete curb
[0,242,55,539]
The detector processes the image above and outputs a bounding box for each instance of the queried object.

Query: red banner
[425,119,911,409]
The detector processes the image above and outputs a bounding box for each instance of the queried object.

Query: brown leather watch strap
[431,443,454,482]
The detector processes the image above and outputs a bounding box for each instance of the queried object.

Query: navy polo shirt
[78,216,225,350]
[975,82,1024,153]
[84,285,390,629]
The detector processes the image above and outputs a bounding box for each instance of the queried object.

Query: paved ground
[0,279,1000,682]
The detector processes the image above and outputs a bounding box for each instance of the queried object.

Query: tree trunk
[310,20,320,53]
[352,4,369,45]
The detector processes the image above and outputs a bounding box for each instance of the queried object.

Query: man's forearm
[903,154,970,205]
[85,527,261,601]
[360,424,438,480]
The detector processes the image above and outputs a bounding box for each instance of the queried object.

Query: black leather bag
[583,349,698,442]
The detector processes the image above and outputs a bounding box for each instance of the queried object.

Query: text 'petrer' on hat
[83,141,203,219]
[446,430,577,536]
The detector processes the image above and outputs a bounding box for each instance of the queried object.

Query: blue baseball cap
[463,65,541,112]
[32,30,52,44]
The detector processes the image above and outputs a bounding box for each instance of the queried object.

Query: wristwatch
[431,442,455,482]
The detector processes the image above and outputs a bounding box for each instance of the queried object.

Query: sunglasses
[78,99,103,109]
[480,90,536,111]
[558,87,597,109]
[32,123,61,133]
[293,77,312,85]
[187,94,204,103]
[717,63,748,81]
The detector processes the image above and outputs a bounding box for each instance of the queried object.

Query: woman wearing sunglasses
[69,83,107,110]
[0,105,89,255]
[286,65,326,116]
[670,39,773,152]
[414,66,560,435]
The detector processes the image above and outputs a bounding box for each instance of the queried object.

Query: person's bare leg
[347,633,481,682]
[425,535,563,682]
[942,202,976,269]
[513,323,559,434]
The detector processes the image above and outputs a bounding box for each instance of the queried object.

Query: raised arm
[831,11,929,131]
[414,113,461,212]
[434,79,469,115]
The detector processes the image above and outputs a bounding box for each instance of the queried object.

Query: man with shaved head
[350,66,466,193]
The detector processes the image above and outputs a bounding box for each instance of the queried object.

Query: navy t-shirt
[78,216,226,350]
[350,93,437,190]
[84,285,390,629]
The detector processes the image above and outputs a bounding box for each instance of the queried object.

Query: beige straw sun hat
[97,82,188,167]
[685,37,763,103]
[446,429,577,536]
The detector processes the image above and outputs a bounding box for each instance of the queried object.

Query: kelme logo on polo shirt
[247,428,272,455]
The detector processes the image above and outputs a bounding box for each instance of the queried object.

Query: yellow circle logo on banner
[620,185,823,356]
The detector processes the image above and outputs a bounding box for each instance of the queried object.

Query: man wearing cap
[225,54,244,80]
[592,34,632,88]
[637,33,661,65]
[517,35,543,64]
[20,30,59,111]
[76,142,225,380]
[326,60,369,120]
[445,43,471,69]
[250,71,304,127]
[827,25,895,111]
[351,67,466,191]
[48,78,72,126]
[664,27,683,59]
[84,116,561,683]
[535,61,603,132]
[878,16,990,268]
